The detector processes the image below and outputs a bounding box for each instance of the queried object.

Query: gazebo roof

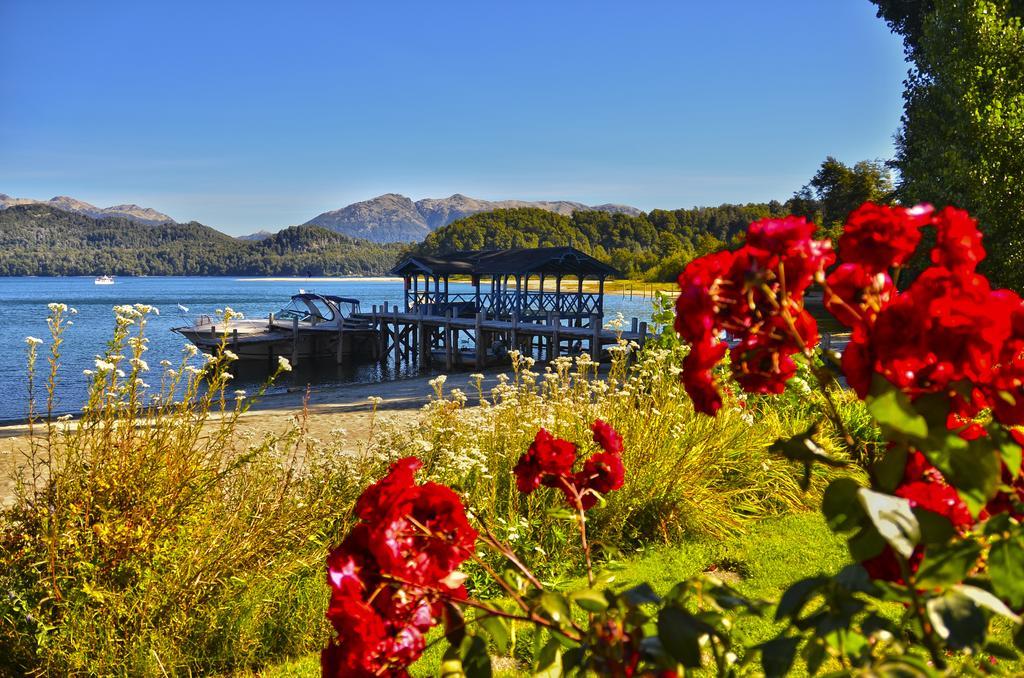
[390,247,619,278]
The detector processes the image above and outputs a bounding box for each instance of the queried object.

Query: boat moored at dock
[172,293,378,364]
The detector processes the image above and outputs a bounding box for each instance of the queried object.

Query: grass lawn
[258,511,848,677]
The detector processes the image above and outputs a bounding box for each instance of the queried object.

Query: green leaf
[444,601,466,646]
[440,643,465,677]
[957,584,1021,623]
[821,477,864,533]
[925,437,1001,517]
[873,443,909,492]
[769,423,847,491]
[775,577,826,621]
[857,488,920,559]
[914,507,956,545]
[925,589,986,650]
[801,638,827,676]
[460,635,492,678]
[534,637,563,677]
[623,582,661,606]
[759,636,801,678]
[990,535,1024,609]
[867,377,928,440]
[537,592,572,625]
[847,525,887,562]
[477,614,509,654]
[569,588,609,612]
[915,539,981,587]
[656,607,706,668]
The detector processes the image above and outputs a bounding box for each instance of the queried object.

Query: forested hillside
[0,204,406,276]
[415,203,790,280]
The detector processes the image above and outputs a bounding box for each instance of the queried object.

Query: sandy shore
[0,369,502,503]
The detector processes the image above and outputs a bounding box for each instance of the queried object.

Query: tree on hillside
[890,0,1024,288]
[789,157,894,237]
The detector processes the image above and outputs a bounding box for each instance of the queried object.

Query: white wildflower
[223,350,238,361]
[47,302,67,313]
[277,356,292,372]
[428,375,447,387]
[82,369,95,376]
[130,358,149,372]
[234,389,247,400]
[469,373,484,381]
[159,359,172,367]
[94,358,115,373]
[56,414,73,422]
[24,336,43,346]
[183,344,198,357]
[368,396,383,407]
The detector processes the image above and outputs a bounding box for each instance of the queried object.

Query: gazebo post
[515,274,522,317]
[576,275,584,327]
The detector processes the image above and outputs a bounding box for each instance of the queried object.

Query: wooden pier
[369,247,645,371]
[353,304,649,372]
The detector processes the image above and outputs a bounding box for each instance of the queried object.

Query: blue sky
[0,1,907,235]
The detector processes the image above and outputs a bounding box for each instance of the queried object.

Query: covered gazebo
[390,247,619,324]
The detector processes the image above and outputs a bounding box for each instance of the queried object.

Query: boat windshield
[276,296,336,323]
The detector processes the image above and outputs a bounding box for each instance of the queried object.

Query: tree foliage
[870,0,1023,56]
[415,204,791,281]
[791,157,894,234]
[891,0,1024,289]
[0,204,408,276]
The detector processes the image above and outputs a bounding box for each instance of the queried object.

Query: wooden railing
[407,290,603,317]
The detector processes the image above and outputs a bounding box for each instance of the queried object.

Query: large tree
[888,0,1024,287]
[788,157,893,239]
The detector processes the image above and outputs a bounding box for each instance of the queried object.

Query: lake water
[0,276,662,422]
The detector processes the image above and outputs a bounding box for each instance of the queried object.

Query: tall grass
[363,335,861,580]
[0,305,366,676]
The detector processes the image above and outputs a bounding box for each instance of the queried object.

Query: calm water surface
[0,276,659,422]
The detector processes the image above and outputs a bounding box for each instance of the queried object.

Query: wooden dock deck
[352,305,649,372]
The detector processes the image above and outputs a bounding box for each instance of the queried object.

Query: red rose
[354,456,421,522]
[729,332,797,395]
[324,457,476,677]
[682,338,727,415]
[572,452,626,510]
[838,202,931,273]
[591,419,624,455]
[513,428,577,494]
[931,206,985,273]
[824,263,894,329]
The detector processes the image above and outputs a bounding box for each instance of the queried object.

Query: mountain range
[0,193,176,226]
[1,191,643,242]
[303,193,642,242]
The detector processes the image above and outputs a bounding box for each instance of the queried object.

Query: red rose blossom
[838,202,931,273]
[572,452,626,509]
[591,419,624,455]
[323,457,477,677]
[931,206,985,274]
[513,428,577,493]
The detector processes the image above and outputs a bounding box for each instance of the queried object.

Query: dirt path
[0,369,505,503]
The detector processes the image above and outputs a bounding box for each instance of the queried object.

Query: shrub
[0,306,364,675]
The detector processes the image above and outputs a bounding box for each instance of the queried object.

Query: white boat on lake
[94,275,115,285]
